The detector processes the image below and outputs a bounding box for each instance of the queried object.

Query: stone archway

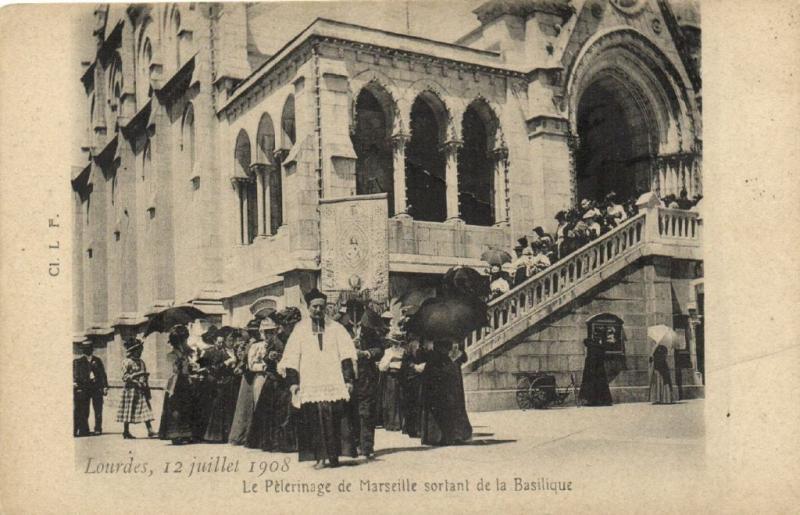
[575,73,656,202]
[567,30,700,203]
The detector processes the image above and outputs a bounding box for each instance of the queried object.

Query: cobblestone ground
[74,399,705,512]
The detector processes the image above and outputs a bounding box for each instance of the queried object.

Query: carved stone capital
[390,132,410,148]
[439,139,463,155]
[273,148,289,164]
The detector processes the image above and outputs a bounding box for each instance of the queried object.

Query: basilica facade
[73,0,703,407]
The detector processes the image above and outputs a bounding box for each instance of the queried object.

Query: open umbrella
[144,305,208,336]
[395,289,437,316]
[405,296,487,341]
[442,265,490,299]
[647,324,676,350]
[481,248,513,266]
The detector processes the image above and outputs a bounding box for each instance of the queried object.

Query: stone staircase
[463,202,703,370]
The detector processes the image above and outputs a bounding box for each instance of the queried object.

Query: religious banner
[318,193,389,303]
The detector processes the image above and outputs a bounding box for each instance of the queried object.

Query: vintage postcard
[0,0,798,513]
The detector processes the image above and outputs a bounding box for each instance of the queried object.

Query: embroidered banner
[319,193,389,303]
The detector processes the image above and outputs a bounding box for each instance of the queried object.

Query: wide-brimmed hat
[124,338,143,354]
[582,208,601,220]
[168,324,190,346]
[304,288,327,304]
[201,325,218,344]
[259,318,278,331]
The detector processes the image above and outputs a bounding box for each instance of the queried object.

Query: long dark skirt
[158,374,194,441]
[401,373,422,437]
[245,374,297,452]
[228,373,255,445]
[419,357,472,446]
[192,380,215,441]
[579,356,613,406]
[380,371,404,431]
[204,379,241,442]
[296,400,357,463]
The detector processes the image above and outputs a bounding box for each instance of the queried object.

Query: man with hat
[73,338,108,437]
[278,288,359,467]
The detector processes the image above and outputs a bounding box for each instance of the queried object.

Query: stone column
[229,177,250,244]
[491,145,509,225]
[441,139,463,223]
[390,133,409,217]
[251,163,268,237]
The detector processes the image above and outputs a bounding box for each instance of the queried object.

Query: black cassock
[579,339,613,406]
[418,345,472,446]
[285,360,358,463]
[351,332,384,456]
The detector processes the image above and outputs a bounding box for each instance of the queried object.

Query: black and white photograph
[1,0,798,513]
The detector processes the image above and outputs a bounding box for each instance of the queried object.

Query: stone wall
[464,255,704,411]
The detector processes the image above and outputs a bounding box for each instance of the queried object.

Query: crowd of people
[75,289,473,468]
[489,190,702,298]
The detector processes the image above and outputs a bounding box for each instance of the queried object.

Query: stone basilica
[73,0,703,408]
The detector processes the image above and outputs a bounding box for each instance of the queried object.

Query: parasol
[647,324,676,351]
[480,247,513,266]
[144,306,208,336]
[442,265,490,299]
[405,296,487,341]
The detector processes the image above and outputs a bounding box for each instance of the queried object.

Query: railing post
[637,192,662,243]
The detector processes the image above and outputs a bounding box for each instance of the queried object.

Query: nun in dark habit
[278,289,358,467]
[578,337,614,406]
[417,340,473,446]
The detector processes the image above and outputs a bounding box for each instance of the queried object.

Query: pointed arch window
[352,85,395,216]
[234,130,257,244]
[405,92,448,222]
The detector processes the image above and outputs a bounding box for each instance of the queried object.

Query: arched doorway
[575,75,654,203]
[406,92,448,222]
[352,86,395,215]
[568,30,699,205]
[458,100,498,226]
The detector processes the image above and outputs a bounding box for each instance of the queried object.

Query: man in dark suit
[73,339,108,436]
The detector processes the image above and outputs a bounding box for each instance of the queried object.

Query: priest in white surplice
[278,288,358,467]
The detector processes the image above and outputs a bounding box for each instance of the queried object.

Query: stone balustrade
[464,206,702,367]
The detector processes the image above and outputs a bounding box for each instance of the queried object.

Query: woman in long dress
[401,339,424,438]
[649,344,677,404]
[418,340,472,446]
[246,318,297,452]
[202,332,241,442]
[227,331,255,445]
[578,337,613,406]
[158,325,197,444]
[378,334,405,431]
[117,338,156,439]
